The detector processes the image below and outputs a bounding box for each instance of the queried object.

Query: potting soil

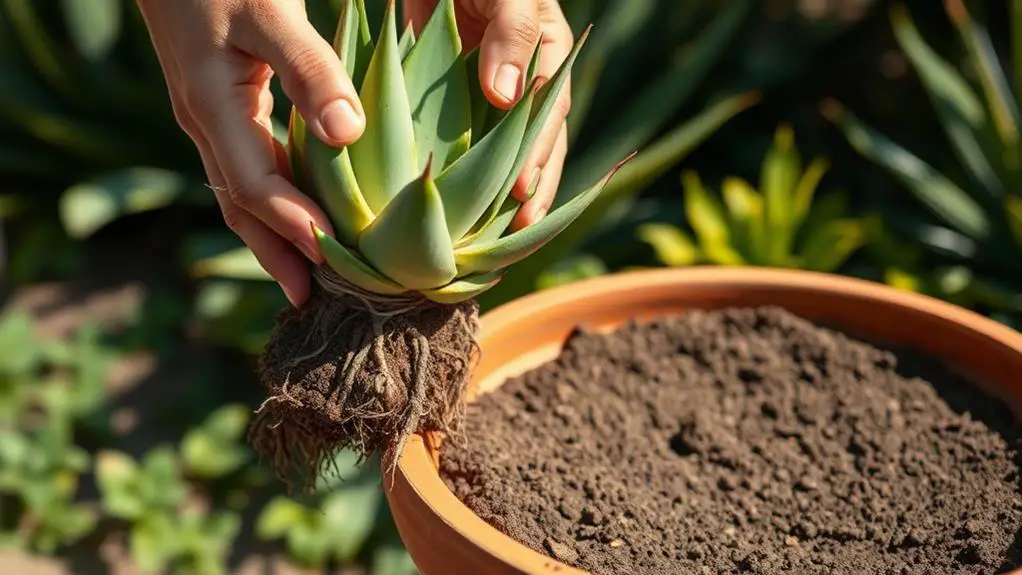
[440,307,1022,574]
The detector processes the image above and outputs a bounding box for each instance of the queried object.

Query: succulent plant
[286,0,629,304]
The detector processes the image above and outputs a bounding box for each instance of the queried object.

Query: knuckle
[280,45,334,92]
[226,182,254,210]
[506,13,541,49]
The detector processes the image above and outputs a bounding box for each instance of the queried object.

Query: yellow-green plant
[825,1,1022,320]
[638,125,864,273]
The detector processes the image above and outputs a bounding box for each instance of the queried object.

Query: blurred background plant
[1,0,1016,572]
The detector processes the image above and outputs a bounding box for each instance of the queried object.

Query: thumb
[235,4,365,147]
[478,0,541,109]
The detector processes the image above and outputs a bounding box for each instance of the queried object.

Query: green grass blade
[333,0,374,89]
[797,219,864,273]
[890,3,1004,200]
[358,163,456,289]
[946,0,1020,148]
[823,101,990,240]
[402,0,470,173]
[760,125,800,262]
[304,132,374,247]
[435,83,533,241]
[61,0,121,62]
[348,0,419,213]
[454,155,632,275]
[314,225,407,294]
[421,271,504,303]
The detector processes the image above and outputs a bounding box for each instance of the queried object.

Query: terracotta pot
[384,267,1022,575]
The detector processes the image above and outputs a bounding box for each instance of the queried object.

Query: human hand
[403,0,574,231]
[136,0,573,307]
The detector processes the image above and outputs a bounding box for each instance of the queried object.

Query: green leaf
[455,155,632,274]
[130,516,177,573]
[435,81,533,241]
[181,405,250,478]
[761,125,800,260]
[945,0,1020,148]
[286,107,308,192]
[476,26,590,231]
[797,219,864,273]
[398,22,414,61]
[475,92,758,307]
[287,518,331,567]
[564,0,751,193]
[256,497,308,540]
[682,171,730,250]
[824,101,990,240]
[61,0,121,61]
[720,176,765,263]
[1013,0,1022,107]
[402,0,471,173]
[791,157,829,230]
[422,271,504,303]
[314,225,407,294]
[357,166,457,289]
[636,223,698,267]
[188,245,271,281]
[333,0,374,89]
[95,450,144,519]
[1006,195,1022,247]
[321,484,383,562]
[304,135,375,246]
[59,168,191,239]
[372,543,418,575]
[890,4,1004,199]
[464,48,491,145]
[348,0,418,213]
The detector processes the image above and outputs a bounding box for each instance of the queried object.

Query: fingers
[233,1,365,147]
[477,0,541,108]
[513,126,566,230]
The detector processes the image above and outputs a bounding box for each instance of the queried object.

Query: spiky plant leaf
[761,125,799,260]
[314,225,406,295]
[823,101,990,240]
[398,23,415,60]
[798,219,864,273]
[635,223,698,267]
[348,0,418,213]
[435,81,533,240]
[682,170,730,250]
[358,162,457,289]
[422,271,504,304]
[890,4,1003,199]
[454,155,633,274]
[720,176,764,262]
[791,157,829,228]
[333,0,374,88]
[459,169,539,247]
[305,138,373,246]
[286,107,307,191]
[402,0,470,173]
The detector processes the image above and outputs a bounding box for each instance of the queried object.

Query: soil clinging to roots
[250,267,480,492]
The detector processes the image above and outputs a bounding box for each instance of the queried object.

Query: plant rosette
[384,268,1022,575]
[249,0,631,491]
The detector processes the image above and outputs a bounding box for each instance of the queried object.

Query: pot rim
[391,267,1022,574]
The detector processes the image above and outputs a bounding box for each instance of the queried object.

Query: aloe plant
[825,1,1022,321]
[637,125,863,272]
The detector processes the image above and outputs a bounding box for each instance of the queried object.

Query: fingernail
[526,168,541,199]
[281,284,299,308]
[319,99,364,144]
[494,63,522,102]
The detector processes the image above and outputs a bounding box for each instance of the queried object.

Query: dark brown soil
[440,307,1022,574]
[252,283,479,491]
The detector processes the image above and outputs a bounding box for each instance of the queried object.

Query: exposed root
[249,265,480,493]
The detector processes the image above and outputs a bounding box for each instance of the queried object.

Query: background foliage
[0,0,1016,572]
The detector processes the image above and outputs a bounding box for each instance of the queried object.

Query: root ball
[249,282,480,492]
